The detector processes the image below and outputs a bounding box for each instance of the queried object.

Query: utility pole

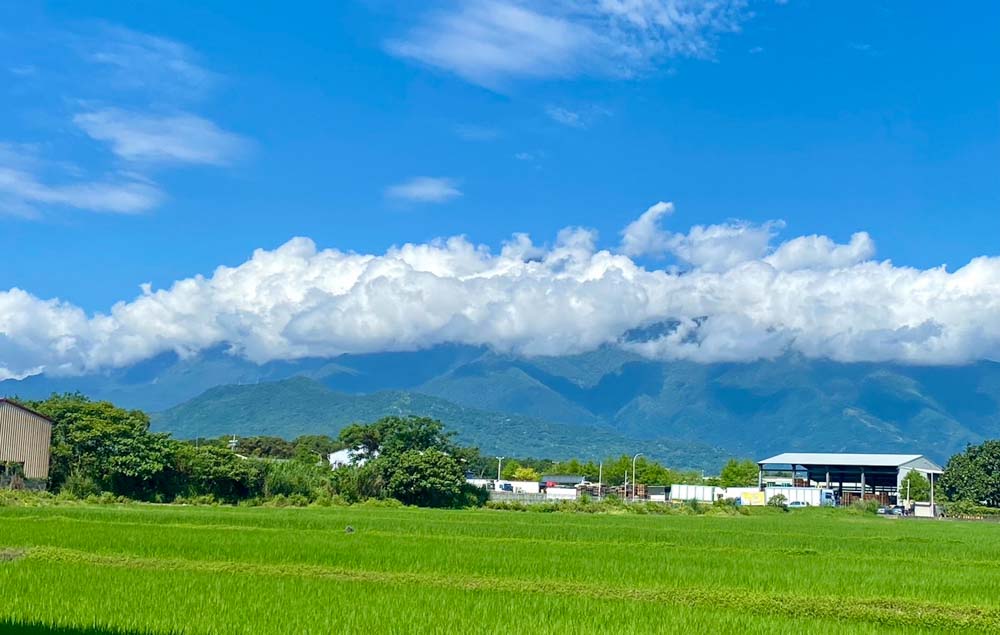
[598,462,603,500]
[496,456,505,482]
[631,453,643,502]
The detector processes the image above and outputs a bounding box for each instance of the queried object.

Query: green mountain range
[5,343,1000,467]
[149,376,729,470]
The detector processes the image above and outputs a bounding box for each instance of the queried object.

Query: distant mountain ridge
[149,376,729,470]
[5,343,1000,466]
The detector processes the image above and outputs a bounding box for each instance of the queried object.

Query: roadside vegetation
[7,394,708,509]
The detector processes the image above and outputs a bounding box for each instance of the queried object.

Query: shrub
[287,493,310,507]
[486,501,528,512]
[0,490,57,507]
[709,498,742,516]
[263,460,329,500]
[458,482,490,508]
[357,497,405,509]
[310,494,348,507]
[264,494,289,508]
[62,471,101,498]
[847,499,880,515]
[684,498,705,514]
[767,494,788,508]
[942,500,1000,518]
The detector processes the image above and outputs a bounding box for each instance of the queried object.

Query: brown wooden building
[0,399,52,481]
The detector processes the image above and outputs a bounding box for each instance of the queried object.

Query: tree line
[17,393,489,507]
[470,456,761,489]
[15,393,749,507]
[11,393,1000,510]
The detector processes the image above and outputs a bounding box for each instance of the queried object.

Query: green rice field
[1,504,998,634]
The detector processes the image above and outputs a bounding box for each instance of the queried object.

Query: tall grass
[1,505,997,633]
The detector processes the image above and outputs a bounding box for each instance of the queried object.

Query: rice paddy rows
[1,504,997,633]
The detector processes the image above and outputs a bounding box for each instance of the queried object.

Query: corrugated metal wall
[0,401,52,479]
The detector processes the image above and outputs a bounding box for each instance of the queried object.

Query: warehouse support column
[860,469,866,501]
[825,470,830,488]
[930,472,936,518]
[757,465,762,490]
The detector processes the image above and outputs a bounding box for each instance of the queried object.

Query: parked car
[787,501,809,508]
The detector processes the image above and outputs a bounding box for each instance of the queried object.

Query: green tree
[175,445,265,502]
[597,455,635,486]
[337,416,471,508]
[339,416,458,460]
[510,466,540,481]
[384,449,464,507]
[941,441,1000,507]
[26,393,176,497]
[500,459,522,479]
[337,422,383,459]
[899,470,931,502]
[588,455,695,486]
[103,431,179,499]
[237,436,295,459]
[292,435,341,464]
[719,459,759,488]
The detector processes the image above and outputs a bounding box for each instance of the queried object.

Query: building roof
[0,398,54,424]
[758,452,942,472]
[542,474,586,483]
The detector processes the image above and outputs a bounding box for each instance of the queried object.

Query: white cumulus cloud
[621,200,675,257]
[4,201,1000,380]
[621,200,780,271]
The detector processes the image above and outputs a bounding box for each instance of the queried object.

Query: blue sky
[1,1,1000,378]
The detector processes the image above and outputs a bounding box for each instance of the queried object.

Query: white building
[328,448,374,469]
[757,452,944,503]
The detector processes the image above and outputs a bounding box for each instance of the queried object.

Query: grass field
[1,504,998,634]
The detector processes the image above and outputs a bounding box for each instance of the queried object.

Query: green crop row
[1,504,997,633]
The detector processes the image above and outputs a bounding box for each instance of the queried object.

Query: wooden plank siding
[0,399,52,480]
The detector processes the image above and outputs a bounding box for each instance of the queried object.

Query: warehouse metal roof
[758,453,942,473]
[0,399,53,424]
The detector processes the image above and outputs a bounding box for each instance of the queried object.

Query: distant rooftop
[758,453,942,472]
[542,474,586,483]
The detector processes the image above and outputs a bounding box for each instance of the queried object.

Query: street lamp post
[631,453,643,502]
[598,461,603,500]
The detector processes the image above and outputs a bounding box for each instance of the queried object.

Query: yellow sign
[741,491,766,506]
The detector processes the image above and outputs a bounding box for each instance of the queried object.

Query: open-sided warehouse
[757,452,943,505]
[0,398,52,483]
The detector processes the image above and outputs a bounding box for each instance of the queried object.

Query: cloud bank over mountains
[3,202,1000,380]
